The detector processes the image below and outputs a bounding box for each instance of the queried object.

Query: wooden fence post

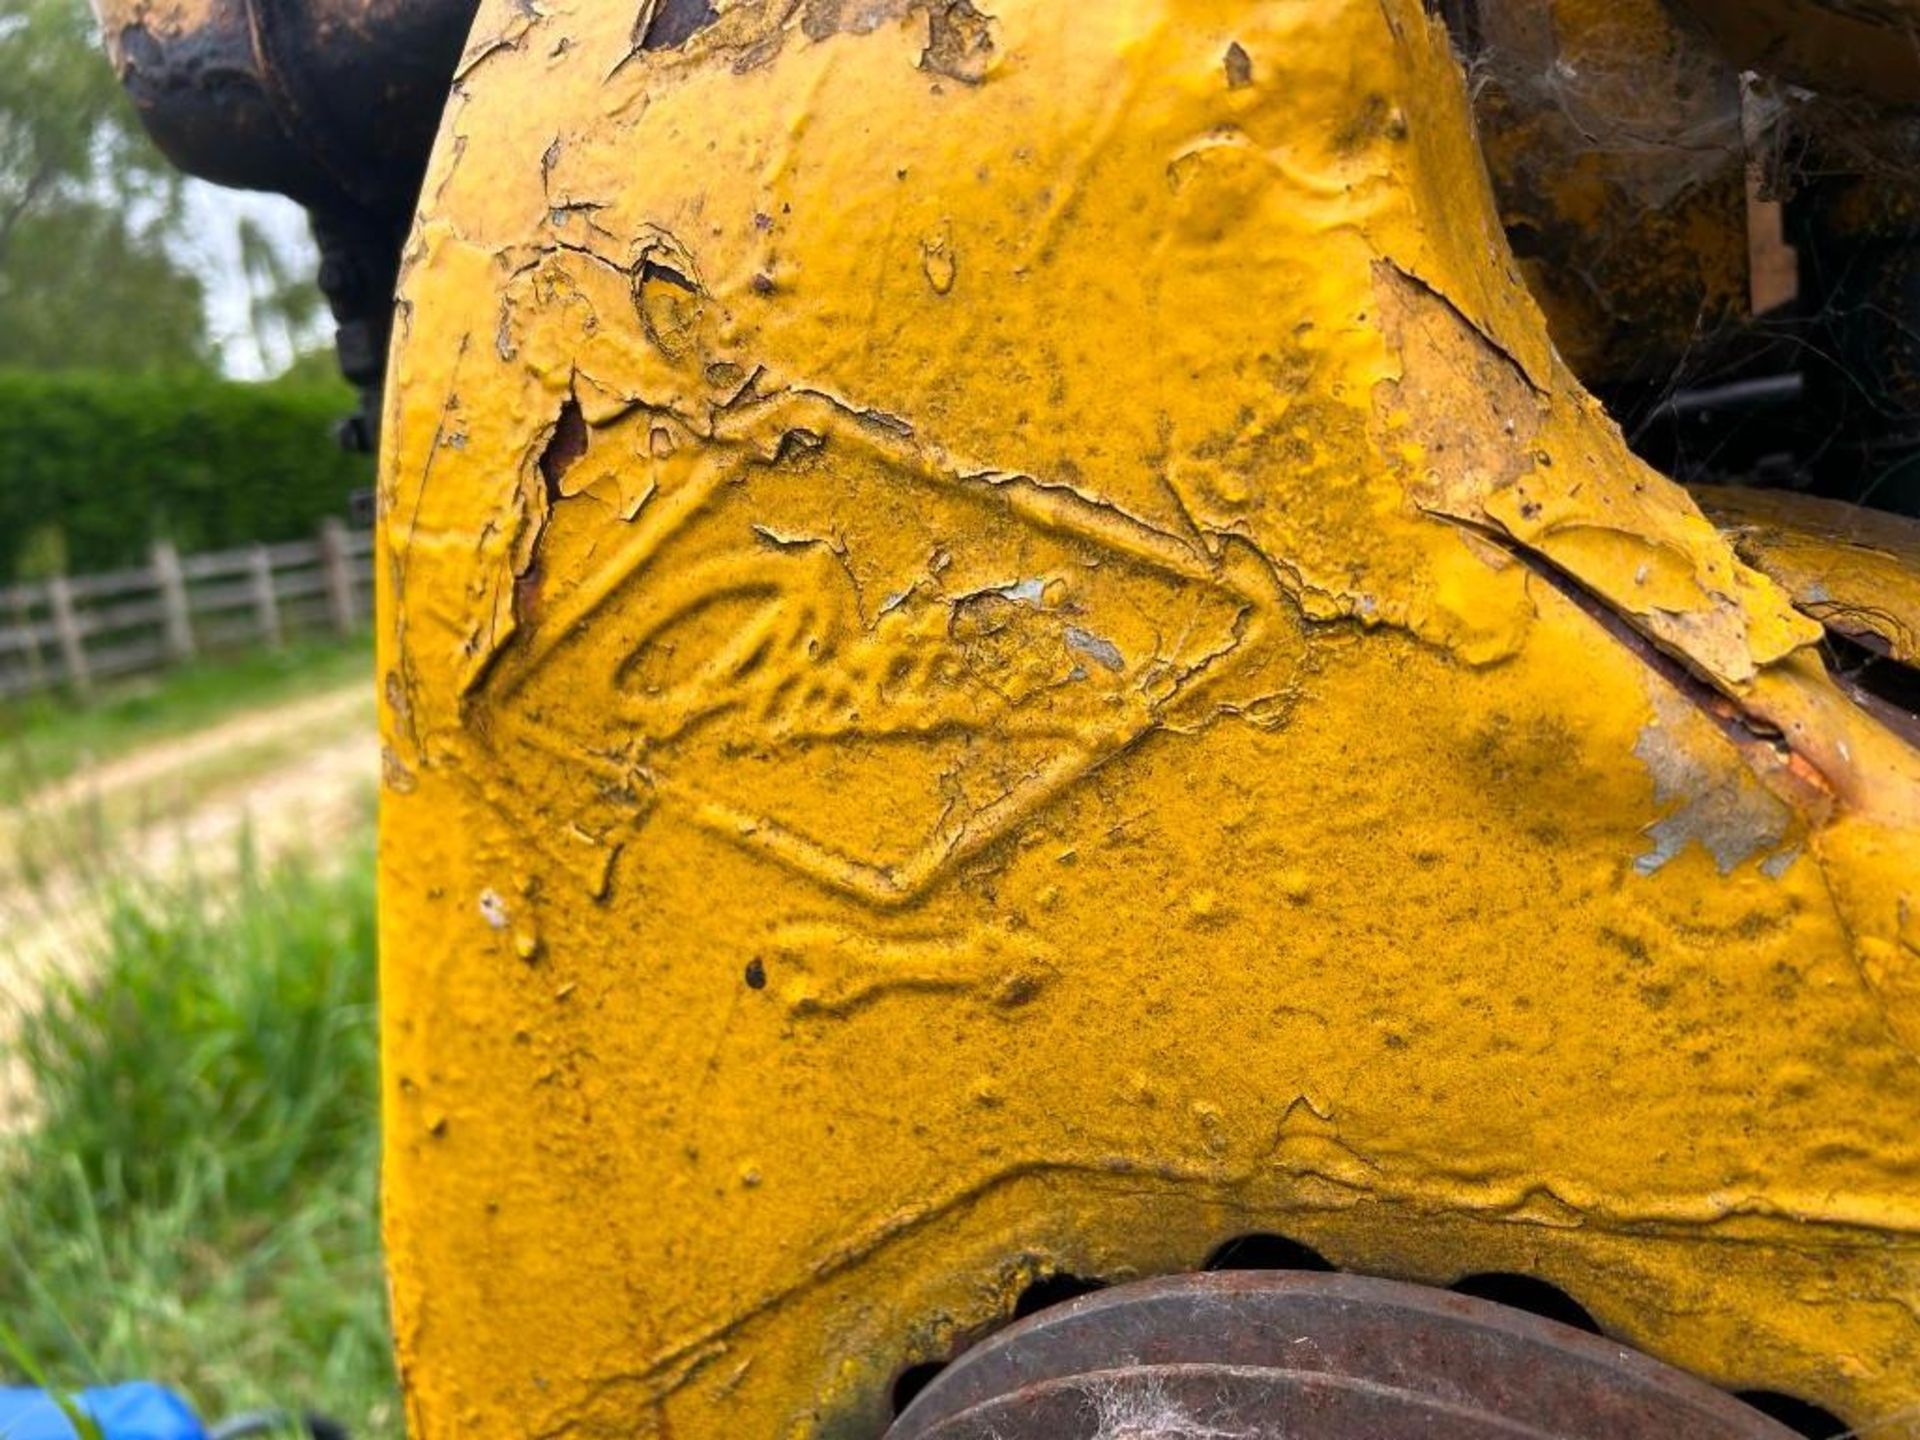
[318,517,357,635]
[248,543,283,649]
[10,586,46,693]
[46,573,91,699]
[151,538,196,661]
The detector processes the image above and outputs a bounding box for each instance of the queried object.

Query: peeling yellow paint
[1702,485,1920,666]
[378,2,1920,1435]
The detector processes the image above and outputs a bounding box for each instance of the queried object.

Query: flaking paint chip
[1225,41,1253,89]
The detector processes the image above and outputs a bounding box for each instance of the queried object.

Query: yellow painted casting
[1700,487,1920,666]
[377,2,1920,1434]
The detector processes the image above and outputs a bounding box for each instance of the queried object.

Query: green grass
[0,836,396,1437]
[0,639,373,806]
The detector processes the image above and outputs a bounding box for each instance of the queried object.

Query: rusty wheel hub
[886,1272,1799,1439]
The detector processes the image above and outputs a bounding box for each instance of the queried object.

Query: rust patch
[538,396,590,498]
[513,552,548,630]
[1374,260,1545,513]
[890,1272,1800,1439]
[803,0,918,40]
[631,236,706,360]
[1224,41,1253,89]
[920,1,996,84]
[636,0,720,51]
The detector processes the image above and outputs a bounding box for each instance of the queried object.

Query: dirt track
[0,683,377,1128]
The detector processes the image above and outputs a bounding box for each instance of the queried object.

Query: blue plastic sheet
[0,1385,206,1440]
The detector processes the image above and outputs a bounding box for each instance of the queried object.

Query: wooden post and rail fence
[0,519,373,703]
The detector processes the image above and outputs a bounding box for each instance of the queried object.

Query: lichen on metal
[375,2,1920,1435]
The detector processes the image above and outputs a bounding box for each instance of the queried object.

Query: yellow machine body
[376,1,1920,1434]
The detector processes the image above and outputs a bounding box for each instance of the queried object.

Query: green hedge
[0,369,373,581]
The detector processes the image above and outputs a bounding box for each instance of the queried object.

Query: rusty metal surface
[95,0,479,448]
[1458,0,1751,389]
[247,0,479,215]
[97,0,475,212]
[889,1273,1800,1440]
[1677,0,1920,104]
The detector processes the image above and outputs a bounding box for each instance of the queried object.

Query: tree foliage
[237,214,329,377]
[0,369,373,581]
[0,0,209,370]
[0,2,359,578]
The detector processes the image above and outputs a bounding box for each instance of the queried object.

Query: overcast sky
[179,180,326,380]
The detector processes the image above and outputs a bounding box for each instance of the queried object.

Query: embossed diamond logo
[483,401,1302,907]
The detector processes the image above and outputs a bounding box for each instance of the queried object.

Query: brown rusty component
[1677,0,1920,105]
[1458,0,1753,388]
[887,1273,1800,1439]
[94,0,480,446]
[98,0,476,213]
